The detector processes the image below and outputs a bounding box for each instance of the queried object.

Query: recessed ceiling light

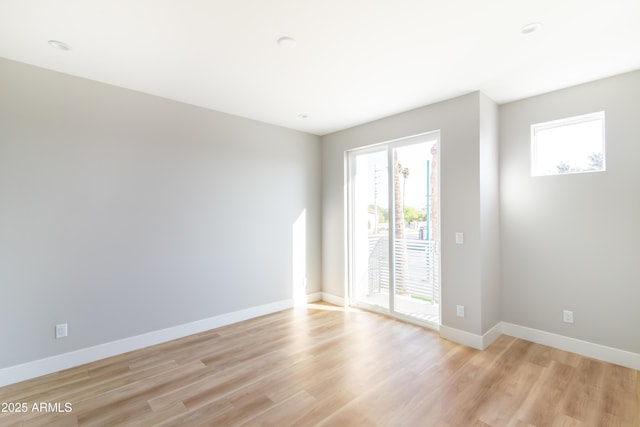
[48,40,70,51]
[521,22,542,35]
[277,36,297,49]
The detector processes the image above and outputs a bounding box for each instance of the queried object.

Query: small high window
[531,111,605,176]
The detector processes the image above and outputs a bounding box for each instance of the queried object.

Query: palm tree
[401,166,410,214]
[393,151,407,294]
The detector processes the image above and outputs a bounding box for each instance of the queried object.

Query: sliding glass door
[348,132,440,327]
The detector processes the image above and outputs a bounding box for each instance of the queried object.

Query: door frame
[346,131,441,329]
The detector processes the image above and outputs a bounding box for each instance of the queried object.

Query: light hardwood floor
[0,303,638,426]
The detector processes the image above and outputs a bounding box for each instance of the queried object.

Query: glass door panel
[350,149,389,311]
[392,143,439,324]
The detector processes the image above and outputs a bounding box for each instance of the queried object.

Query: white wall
[321,92,501,339]
[0,58,321,369]
[500,70,640,354]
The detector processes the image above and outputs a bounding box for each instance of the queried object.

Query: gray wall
[3,55,636,372]
[321,92,501,336]
[0,58,322,368]
[479,93,501,333]
[500,70,640,354]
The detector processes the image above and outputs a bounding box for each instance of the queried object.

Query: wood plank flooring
[0,303,638,426]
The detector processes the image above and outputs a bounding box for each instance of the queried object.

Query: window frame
[530,111,606,177]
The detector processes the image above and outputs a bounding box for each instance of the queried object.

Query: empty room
[0,1,639,426]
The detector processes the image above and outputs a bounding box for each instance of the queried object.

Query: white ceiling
[1,0,639,135]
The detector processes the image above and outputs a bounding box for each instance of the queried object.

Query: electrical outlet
[456,305,465,317]
[562,310,574,324]
[55,323,68,339]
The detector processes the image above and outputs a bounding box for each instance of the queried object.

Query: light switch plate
[55,323,68,339]
[563,310,574,324]
[455,232,464,244]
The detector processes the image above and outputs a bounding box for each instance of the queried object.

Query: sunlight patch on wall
[292,209,307,306]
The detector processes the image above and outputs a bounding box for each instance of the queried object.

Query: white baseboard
[306,292,323,303]
[440,322,640,370]
[439,325,483,350]
[5,303,636,389]
[481,322,503,350]
[439,323,502,350]
[440,322,528,350]
[502,322,640,371]
[0,299,293,388]
[320,292,346,307]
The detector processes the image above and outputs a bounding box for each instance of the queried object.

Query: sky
[364,139,437,211]
[533,114,605,176]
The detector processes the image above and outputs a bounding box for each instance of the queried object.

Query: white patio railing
[367,235,439,303]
